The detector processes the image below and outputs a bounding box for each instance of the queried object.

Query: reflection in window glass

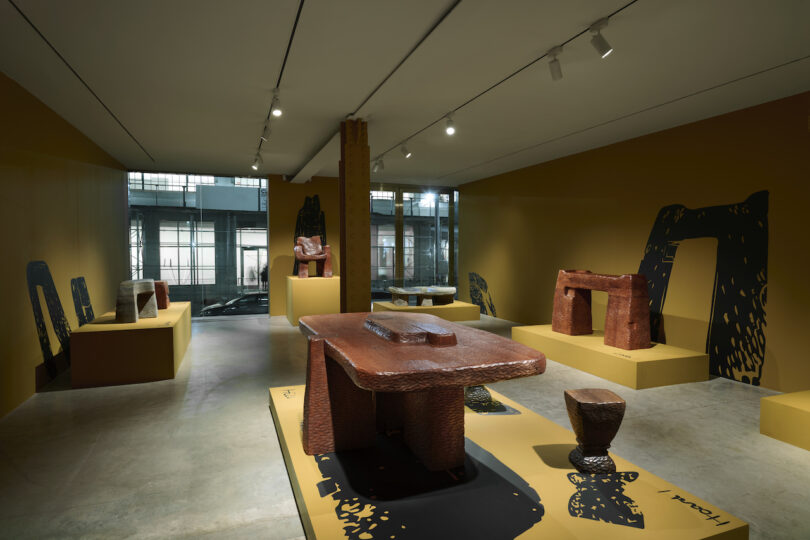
[159,221,215,285]
[129,217,143,279]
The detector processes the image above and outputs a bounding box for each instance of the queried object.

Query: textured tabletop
[299,312,545,392]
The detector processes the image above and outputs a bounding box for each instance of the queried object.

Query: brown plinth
[552,269,651,350]
[564,388,626,474]
[300,312,545,470]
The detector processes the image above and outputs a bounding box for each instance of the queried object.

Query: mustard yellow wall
[268,176,340,316]
[459,92,810,392]
[0,72,128,417]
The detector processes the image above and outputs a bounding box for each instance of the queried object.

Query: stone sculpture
[552,270,651,350]
[388,286,456,306]
[564,388,626,474]
[300,312,545,470]
[115,279,158,323]
[154,280,170,309]
[293,235,332,279]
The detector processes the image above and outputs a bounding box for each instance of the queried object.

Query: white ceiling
[1,0,809,186]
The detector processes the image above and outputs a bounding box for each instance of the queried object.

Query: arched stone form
[552,270,651,350]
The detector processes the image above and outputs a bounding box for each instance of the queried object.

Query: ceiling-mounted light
[271,88,283,117]
[372,158,384,173]
[444,115,456,136]
[589,18,613,58]
[400,145,412,159]
[548,46,563,81]
[260,123,271,142]
[251,154,263,170]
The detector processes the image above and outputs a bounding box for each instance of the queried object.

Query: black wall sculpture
[26,261,71,378]
[469,272,496,317]
[70,277,94,327]
[293,195,327,276]
[638,191,768,384]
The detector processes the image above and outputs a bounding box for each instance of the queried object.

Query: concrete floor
[0,314,807,539]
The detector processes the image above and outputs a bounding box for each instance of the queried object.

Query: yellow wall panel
[0,73,127,417]
[268,176,340,316]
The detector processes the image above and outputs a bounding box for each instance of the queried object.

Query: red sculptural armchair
[294,236,333,278]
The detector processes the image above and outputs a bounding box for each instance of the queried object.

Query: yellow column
[339,120,370,312]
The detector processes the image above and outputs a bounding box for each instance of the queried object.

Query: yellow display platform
[371,300,480,322]
[286,276,340,326]
[512,325,708,390]
[70,302,191,388]
[270,385,746,539]
[760,390,810,451]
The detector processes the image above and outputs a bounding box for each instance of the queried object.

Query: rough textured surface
[300,312,545,470]
[154,280,170,310]
[364,312,457,346]
[293,235,332,279]
[564,388,626,474]
[552,270,651,350]
[114,279,158,323]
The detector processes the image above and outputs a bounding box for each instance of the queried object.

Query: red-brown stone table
[299,312,546,470]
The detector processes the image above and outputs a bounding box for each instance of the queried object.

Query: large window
[369,186,457,296]
[159,220,215,285]
[130,217,143,280]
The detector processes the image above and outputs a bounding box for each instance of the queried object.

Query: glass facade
[128,173,267,316]
[369,186,458,299]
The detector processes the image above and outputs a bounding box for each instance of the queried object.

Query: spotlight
[444,115,455,136]
[260,123,271,142]
[400,145,412,159]
[271,88,282,117]
[589,18,613,58]
[251,154,263,170]
[548,46,563,81]
[372,158,384,173]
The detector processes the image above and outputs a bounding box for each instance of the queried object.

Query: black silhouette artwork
[26,261,71,380]
[70,277,94,326]
[314,437,543,539]
[638,191,768,385]
[567,471,645,529]
[293,195,327,276]
[469,272,496,316]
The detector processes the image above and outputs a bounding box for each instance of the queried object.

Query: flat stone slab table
[299,312,546,470]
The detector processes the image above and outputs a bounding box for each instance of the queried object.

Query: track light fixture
[444,115,455,136]
[271,88,283,117]
[260,123,271,142]
[548,46,563,81]
[589,18,613,58]
[372,158,384,173]
[400,145,412,159]
[251,154,263,170]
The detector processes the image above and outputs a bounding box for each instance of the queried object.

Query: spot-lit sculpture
[294,235,332,279]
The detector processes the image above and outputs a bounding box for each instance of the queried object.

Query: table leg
[326,357,376,451]
[302,337,375,454]
[401,386,465,470]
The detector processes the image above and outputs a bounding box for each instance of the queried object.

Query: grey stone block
[115,279,158,323]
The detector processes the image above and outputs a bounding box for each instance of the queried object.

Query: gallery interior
[1,1,809,539]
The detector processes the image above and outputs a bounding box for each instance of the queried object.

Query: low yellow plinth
[286,276,340,326]
[269,385,746,539]
[512,325,708,390]
[70,302,191,388]
[371,300,480,322]
[761,390,810,451]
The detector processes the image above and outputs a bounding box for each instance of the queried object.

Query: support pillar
[339,119,371,313]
